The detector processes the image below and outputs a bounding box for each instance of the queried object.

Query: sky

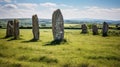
[0,0,120,20]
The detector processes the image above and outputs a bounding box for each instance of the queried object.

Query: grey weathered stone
[32,14,39,40]
[14,19,19,39]
[102,22,109,36]
[116,24,119,28]
[81,24,88,34]
[6,20,14,37]
[116,24,120,30]
[52,9,64,41]
[92,24,98,35]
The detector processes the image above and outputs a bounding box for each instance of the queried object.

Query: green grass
[64,24,80,27]
[0,29,120,67]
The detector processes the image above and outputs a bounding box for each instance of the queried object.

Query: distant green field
[0,29,120,67]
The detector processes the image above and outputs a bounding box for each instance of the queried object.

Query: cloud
[40,2,57,7]
[0,3,52,19]
[0,0,12,3]
[62,6,120,20]
[17,3,38,10]
[2,4,17,9]
[0,2,120,20]
[59,4,73,8]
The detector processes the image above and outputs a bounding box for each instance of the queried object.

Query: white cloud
[17,3,38,10]
[0,3,53,19]
[40,2,57,7]
[0,3,120,20]
[0,0,12,3]
[62,6,120,20]
[59,4,73,8]
[2,4,17,9]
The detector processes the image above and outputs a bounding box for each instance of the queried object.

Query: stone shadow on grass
[0,36,22,41]
[0,36,12,39]
[44,39,67,46]
[0,35,23,40]
[21,39,41,43]
[7,37,23,41]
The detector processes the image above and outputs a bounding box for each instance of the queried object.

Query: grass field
[0,29,120,67]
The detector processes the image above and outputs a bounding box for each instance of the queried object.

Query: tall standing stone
[6,20,14,37]
[81,24,88,34]
[92,24,98,35]
[52,9,64,41]
[32,14,39,40]
[14,19,19,39]
[102,22,109,36]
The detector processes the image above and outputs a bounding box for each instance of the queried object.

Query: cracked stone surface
[81,24,88,34]
[6,20,14,37]
[102,22,109,36]
[52,9,64,41]
[14,19,19,39]
[32,14,39,40]
[92,24,98,35]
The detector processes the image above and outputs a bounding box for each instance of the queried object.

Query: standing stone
[81,24,88,34]
[92,24,98,35]
[102,22,109,36]
[32,14,39,40]
[6,20,14,37]
[52,9,64,41]
[116,24,120,30]
[14,19,19,39]
[116,24,119,28]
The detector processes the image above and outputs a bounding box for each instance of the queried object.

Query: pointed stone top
[52,9,63,22]
[55,9,60,11]
[83,24,86,25]
[32,14,38,17]
[54,9,61,13]
[103,22,109,26]
[32,14,38,21]
[103,21,107,24]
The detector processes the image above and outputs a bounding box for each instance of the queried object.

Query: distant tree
[41,23,46,27]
